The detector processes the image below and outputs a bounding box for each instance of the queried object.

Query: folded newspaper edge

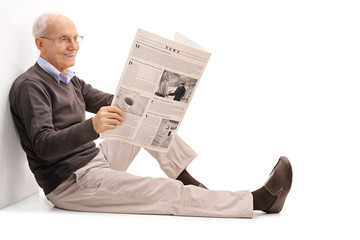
[101,29,211,152]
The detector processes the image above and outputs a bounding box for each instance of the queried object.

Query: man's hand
[92,106,124,134]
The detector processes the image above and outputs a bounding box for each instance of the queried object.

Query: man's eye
[59,37,67,41]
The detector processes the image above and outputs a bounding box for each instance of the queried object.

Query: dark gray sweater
[9,63,113,195]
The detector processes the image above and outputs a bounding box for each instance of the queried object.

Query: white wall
[0,0,40,208]
[0,0,359,237]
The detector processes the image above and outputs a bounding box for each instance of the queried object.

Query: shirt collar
[37,56,75,84]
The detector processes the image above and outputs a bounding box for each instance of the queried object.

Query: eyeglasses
[40,36,84,45]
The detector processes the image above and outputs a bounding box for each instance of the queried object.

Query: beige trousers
[46,135,253,218]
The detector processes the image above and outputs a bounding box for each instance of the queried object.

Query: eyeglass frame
[40,35,84,45]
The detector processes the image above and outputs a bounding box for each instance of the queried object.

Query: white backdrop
[1,0,360,239]
[0,0,39,208]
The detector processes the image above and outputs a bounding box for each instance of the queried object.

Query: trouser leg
[98,138,141,172]
[46,151,253,218]
[99,134,197,179]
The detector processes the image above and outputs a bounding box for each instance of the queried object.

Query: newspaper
[101,29,211,152]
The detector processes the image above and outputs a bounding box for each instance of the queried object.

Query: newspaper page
[101,29,211,152]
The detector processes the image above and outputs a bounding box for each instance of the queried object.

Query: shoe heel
[266,191,288,213]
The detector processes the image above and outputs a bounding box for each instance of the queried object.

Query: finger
[99,106,122,116]
[109,105,125,117]
[104,118,123,127]
[107,112,124,123]
[99,109,123,120]
[103,123,118,132]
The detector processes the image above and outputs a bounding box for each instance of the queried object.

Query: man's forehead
[47,15,78,36]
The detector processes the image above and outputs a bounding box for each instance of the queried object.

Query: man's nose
[67,40,79,50]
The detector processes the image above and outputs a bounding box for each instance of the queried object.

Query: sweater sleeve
[15,80,99,163]
[76,78,114,113]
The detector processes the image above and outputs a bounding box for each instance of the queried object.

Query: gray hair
[32,12,60,38]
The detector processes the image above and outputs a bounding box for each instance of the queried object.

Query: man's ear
[35,37,45,53]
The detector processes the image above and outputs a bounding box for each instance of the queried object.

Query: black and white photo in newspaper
[101,29,211,152]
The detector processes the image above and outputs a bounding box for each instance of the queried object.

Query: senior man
[9,13,292,218]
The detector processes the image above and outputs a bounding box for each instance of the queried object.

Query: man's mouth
[64,53,75,57]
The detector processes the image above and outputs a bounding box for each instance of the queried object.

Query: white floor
[0,191,299,240]
[1,155,357,240]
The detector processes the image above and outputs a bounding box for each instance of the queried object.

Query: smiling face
[35,15,79,75]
